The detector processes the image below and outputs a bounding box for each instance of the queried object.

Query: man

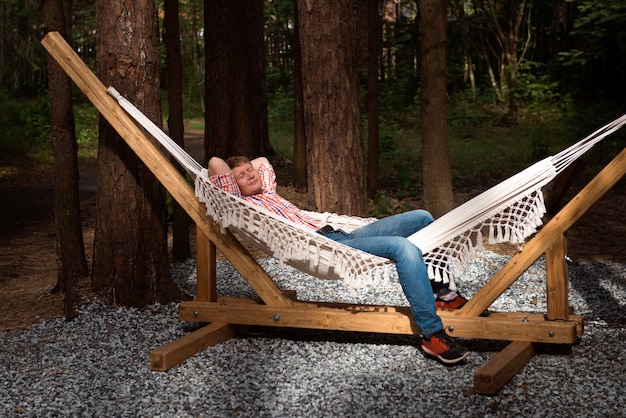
[208,155,470,364]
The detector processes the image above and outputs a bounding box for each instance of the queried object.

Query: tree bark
[297,0,367,216]
[42,0,87,320]
[366,0,380,199]
[93,0,185,306]
[204,0,272,160]
[420,0,454,217]
[164,0,191,261]
[292,0,307,191]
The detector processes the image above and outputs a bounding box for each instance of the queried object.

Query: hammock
[107,87,626,290]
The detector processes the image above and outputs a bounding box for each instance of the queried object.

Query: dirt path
[1,138,625,330]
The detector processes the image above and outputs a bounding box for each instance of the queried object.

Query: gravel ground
[2,251,626,417]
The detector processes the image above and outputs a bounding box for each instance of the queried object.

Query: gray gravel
[2,251,626,417]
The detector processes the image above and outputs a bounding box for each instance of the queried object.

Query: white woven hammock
[107,87,626,290]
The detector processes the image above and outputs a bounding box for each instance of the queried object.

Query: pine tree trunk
[420,0,454,218]
[93,0,185,306]
[366,0,380,199]
[204,0,272,160]
[297,0,367,216]
[42,0,87,320]
[292,0,307,191]
[164,0,191,261]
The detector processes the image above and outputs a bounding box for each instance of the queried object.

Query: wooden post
[546,234,569,320]
[195,225,216,302]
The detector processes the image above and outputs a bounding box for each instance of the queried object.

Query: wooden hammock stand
[43,32,625,395]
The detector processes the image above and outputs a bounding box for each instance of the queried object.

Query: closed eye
[236,166,254,180]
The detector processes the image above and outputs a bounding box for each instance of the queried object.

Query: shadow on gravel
[569,261,626,324]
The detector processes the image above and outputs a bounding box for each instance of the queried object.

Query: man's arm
[250,157,269,170]
[207,156,231,176]
[207,156,242,196]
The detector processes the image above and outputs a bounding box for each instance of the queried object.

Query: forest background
[2,1,625,203]
[1,0,626,324]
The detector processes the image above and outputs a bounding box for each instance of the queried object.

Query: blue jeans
[322,210,443,335]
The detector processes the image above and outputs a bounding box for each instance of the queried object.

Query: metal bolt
[273,314,280,323]
[548,330,555,337]
[448,325,455,332]
[522,317,529,323]
[193,311,199,318]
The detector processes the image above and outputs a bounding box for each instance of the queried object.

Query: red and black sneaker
[435,290,468,310]
[421,330,470,364]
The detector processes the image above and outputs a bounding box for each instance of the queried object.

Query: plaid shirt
[209,162,321,231]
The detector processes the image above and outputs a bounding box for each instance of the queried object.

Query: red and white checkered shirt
[209,162,321,231]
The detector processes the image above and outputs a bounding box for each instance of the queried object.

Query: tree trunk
[420,0,454,218]
[204,0,272,160]
[164,0,191,261]
[292,0,307,191]
[42,0,87,320]
[297,0,367,216]
[481,0,528,114]
[366,0,380,199]
[93,0,185,306]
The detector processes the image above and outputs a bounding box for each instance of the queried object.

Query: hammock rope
[107,87,626,290]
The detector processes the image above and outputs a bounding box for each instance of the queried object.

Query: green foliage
[557,0,626,96]
[565,101,626,169]
[375,111,422,195]
[0,0,47,94]
[515,62,568,108]
[370,192,414,218]
[446,90,575,188]
[264,0,295,92]
[561,0,626,63]
[370,192,396,217]
[267,89,295,156]
[0,90,50,157]
[73,103,99,158]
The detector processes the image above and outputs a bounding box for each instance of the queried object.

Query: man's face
[232,163,263,196]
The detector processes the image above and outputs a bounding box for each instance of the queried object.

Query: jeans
[322,209,443,335]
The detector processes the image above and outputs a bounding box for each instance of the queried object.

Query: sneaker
[421,330,470,364]
[435,291,467,310]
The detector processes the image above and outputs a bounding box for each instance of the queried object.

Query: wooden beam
[179,300,580,344]
[546,234,569,320]
[195,225,217,302]
[459,146,626,317]
[150,323,244,371]
[473,341,536,395]
[180,300,418,334]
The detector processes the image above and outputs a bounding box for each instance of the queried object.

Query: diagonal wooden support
[473,341,536,395]
[150,323,245,371]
